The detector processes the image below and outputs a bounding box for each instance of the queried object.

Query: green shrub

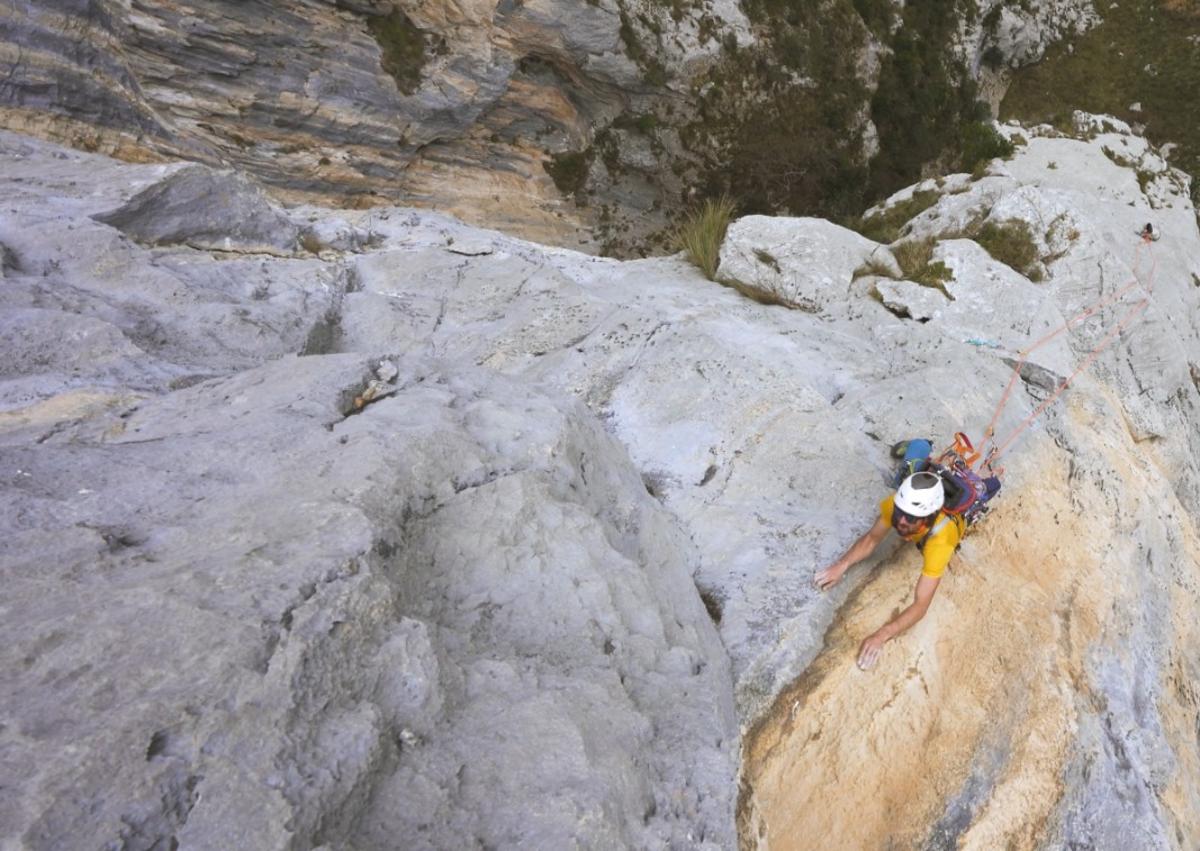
[619,10,672,86]
[543,150,593,195]
[975,219,1040,278]
[692,0,873,221]
[676,196,737,280]
[851,0,894,36]
[367,10,426,95]
[867,1,986,200]
[691,0,997,227]
[852,189,941,243]
[959,122,1014,172]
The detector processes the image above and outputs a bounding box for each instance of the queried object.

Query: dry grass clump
[975,218,1042,280]
[853,256,899,279]
[1162,0,1200,19]
[676,195,736,281]
[299,231,329,256]
[893,237,953,297]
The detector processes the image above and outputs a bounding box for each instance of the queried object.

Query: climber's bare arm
[856,573,940,670]
[814,517,890,591]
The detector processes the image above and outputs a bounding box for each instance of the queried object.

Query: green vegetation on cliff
[368,10,426,96]
[689,0,872,220]
[1001,0,1200,202]
[869,0,993,196]
[686,0,997,229]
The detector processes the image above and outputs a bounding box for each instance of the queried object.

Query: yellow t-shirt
[879,495,963,579]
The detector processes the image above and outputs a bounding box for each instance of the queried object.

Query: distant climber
[1139,222,1160,242]
[813,438,1001,671]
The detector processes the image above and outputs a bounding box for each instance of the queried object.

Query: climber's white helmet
[894,471,945,518]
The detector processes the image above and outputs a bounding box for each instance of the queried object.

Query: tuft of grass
[853,255,899,279]
[975,218,1041,279]
[893,237,953,296]
[1102,145,1136,168]
[367,10,426,95]
[851,189,941,243]
[893,237,934,277]
[923,261,953,289]
[721,278,803,308]
[676,195,737,280]
[299,231,328,255]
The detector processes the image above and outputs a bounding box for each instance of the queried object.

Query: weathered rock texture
[4,109,1200,850]
[0,129,737,850]
[0,0,1096,253]
[94,164,302,253]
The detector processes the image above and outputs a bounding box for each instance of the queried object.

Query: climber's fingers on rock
[857,635,885,671]
[814,567,839,591]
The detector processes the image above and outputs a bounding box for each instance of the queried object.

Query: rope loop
[946,235,1157,468]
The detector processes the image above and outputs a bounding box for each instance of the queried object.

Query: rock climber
[813,466,999,671]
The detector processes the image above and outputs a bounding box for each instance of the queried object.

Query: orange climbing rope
[957,234,1158,471]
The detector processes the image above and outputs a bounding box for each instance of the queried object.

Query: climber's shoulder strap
[917,511,965,552]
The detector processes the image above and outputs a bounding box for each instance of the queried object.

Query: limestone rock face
[4,354,734,850]
[974,0,1099,69]
[94,165,301,253]
[0,0,663,248]
[965,0,1099,109]
[0,129,738,850]
[4,111,1200,851]
[717,216,896,312]
[0,0,1094,253]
